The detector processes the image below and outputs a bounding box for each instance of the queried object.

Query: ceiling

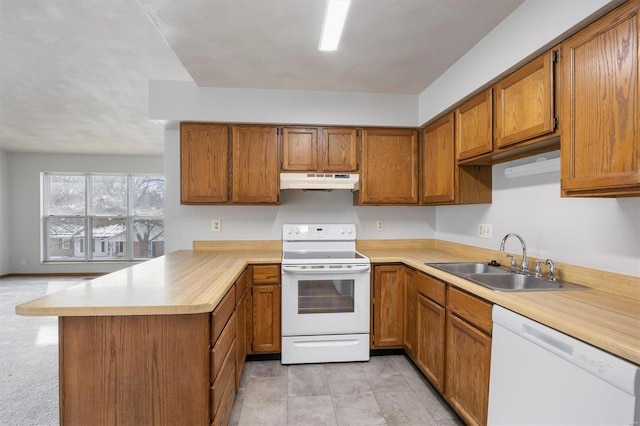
[0,0,524,155]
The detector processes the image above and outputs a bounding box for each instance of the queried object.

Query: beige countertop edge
[15,303,215,317]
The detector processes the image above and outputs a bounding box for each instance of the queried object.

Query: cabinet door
[560,0,640,196]
[180,123,229,204]
[494,51,555,149]
[456,89,493,161]
[282,127,318,171]
[445,312,491,426]
[372,265,404,348]
[416,293,445,393]
[231,126,280,204]
[402,267,417,357]
[422,112,456,204]
[322,127,358,172]
[251,284,281,353]
[360,129,419,204]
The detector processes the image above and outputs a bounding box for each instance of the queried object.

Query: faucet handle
[545,259,557,281]
[534,261,544,278]
[506,254,517,270]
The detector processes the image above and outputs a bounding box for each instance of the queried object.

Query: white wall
[0,149,10,275]
[164,130,436,252]
[436,152,640,276]
[8,152,163,274]
[149,81,418,128]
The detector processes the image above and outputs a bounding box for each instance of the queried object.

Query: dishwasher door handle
[522,324,574,356]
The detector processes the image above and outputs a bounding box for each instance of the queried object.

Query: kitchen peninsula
[16,241,640,425]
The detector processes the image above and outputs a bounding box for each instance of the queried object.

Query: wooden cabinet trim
[211,339,236,418]
[447,286,493,335]
[416,293,446,393]
[252,264,280,284]
[211,311,236,382]
[416,271,446,305]
[282,127,319,171]
[212,285,236,343]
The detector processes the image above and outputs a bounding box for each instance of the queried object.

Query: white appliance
[280,173,359,190]
[281,223,370,364]
[488,305,639,425]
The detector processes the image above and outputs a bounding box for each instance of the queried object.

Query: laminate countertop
[15,245,640,365]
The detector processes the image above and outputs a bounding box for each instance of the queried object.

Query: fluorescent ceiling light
[504,157,560,179]
[319,0,351,51]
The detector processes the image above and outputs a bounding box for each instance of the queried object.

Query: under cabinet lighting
[319,0,351,51]
[504,157,560,179]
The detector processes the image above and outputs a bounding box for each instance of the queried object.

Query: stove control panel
[283,224,356,240]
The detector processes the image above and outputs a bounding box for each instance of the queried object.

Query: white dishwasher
[488,305,639,425]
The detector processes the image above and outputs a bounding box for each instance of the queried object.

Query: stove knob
[287,229,292,235]
[340,228,345,234]
[294,228,299,234]
[347,229,353,234]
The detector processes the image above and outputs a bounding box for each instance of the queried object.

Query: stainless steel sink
[428,262,510,275]
[426,262,588,292]
[464,273,588,292]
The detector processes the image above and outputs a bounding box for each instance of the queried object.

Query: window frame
[42,173,165,263]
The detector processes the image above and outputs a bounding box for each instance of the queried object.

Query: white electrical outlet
[212,219,221,232]
[376,220,384,231]
[20,258,27,266]
[478,223,492,239]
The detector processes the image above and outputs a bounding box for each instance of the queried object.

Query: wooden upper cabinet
[322,127,358,172]
[422,112,456,204]
[180,123,229,204]
[231,126,280,204]
[422,112,492,206]
[456,89,493,161]
[359,128,419,204]
[282,127,318,171]
[281,127,357,172]
[494,50,556,149]
[560,0,640,196]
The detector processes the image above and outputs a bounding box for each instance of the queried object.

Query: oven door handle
[282,265,370,274]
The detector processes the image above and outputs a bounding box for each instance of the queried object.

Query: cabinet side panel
[60,314,210,426]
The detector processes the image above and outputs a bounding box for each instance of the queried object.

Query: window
[43,174,165,262]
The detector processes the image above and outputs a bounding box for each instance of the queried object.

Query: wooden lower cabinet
[58,273,255,426]
[444,287,493,426]
[372,265,405,348]
[416,293,446,393]
[59,314,211,425]
[250,264,281,354]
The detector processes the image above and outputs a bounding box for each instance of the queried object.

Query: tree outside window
[43,173,165,262]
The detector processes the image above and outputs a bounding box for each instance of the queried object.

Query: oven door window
[298,279,354,314]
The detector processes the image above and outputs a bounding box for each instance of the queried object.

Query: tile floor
[231,356,463,426]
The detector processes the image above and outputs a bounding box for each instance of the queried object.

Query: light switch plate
[478,223,492,239]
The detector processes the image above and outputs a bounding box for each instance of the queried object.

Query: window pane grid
[43,173,164,263]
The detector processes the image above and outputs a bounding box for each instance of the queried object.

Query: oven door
[281,264,370,336]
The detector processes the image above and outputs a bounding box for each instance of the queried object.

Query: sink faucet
[499,233,528,273]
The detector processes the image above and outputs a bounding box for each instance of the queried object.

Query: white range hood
[280,173,360,191]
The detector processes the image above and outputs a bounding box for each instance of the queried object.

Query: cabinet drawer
[212,366,236,426]
[252,265,279,284]
[211,340,236,420]
[447,287,493,335]
[416,272,446,306]
[211,311,236,382]
[235,268,250,304]
[212,285,236,343]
